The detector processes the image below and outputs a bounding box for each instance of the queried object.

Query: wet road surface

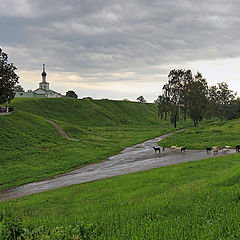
[0,132,235,202]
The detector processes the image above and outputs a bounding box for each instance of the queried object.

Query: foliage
[0,48,19,104]
[225,98,240,120]
[184,72,208,126]
[82,96,93,100]
[14,85,24,92]
[155,94,171,121]
[215,82,236,121]
[163,69,192,128]
[137,95,146,103]
[66,90,78,99]
[161,69,236,127]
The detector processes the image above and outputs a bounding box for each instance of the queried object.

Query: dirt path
[46,120,78,141]
[0,131,235,202]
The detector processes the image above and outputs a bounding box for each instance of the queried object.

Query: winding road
[0,131,235,202]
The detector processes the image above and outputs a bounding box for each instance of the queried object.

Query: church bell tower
[39,64,49,90]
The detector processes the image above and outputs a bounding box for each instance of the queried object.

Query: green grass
[0,98,191,191]
[1,153,240,239]
[159,118,240,149]
[2,98,240,238]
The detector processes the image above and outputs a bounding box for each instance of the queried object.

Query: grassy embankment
[1,146,240,239]
[1,99,240,238]
[159,118,240,149]
[0,98,191,191]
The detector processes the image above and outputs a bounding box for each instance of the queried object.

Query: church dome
[41,64,47,77]
[41,71,47,77]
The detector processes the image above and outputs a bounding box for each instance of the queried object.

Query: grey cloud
[2,0,240,82]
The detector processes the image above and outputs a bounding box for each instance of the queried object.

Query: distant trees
[66,90,78,99]
[155,95,171,121]
[157,69,236,127]
[184,72,208,127]
[137,96,146,103]
[162,69,192,128]
[83,97,93,100]
[0,48,19,104]
[215,82,236,121]
[14,85,24,92]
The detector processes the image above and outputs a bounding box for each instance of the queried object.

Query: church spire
[39,64,49,90]
[41,64,47,82]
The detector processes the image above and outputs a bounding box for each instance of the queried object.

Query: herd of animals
[152,145,240,154]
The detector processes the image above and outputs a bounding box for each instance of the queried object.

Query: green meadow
[2,98,240,239]
[1,152,240,239]
[160,119,240,149]
[0,98,191,191]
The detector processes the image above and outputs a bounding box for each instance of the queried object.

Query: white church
[15,64,62,98]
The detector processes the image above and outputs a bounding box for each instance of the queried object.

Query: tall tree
[0,48,19,104]
[185,72,208,126]
[179,70,193,121]
[155,94,171,121]
[163,69,188,128]
[205,85,219,119]
[216,82,236,121]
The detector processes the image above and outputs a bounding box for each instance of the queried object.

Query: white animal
[175,147,182,151]
[222,149,228,153]
[212,147,219,154]
[225,146,231,149]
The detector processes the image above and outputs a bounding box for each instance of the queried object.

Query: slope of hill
[12,98,160,126]
[0,98,184,190]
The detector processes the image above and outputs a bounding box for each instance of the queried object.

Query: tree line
[155,69,237,128]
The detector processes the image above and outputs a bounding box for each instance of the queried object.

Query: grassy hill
[1,150,240,239]
[2,98,240,239]
[159,118,240,149]
[0,98,189,190]
[12,98,160,126]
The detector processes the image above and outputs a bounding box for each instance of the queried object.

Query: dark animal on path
[206,147,212,154]
[153,147,161,153]
[162,146,165,152]
[235,145,240,152]
[181,147,186,152]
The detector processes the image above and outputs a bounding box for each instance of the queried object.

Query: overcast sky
[1,0,240,101]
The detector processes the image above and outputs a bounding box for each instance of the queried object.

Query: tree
[137,96,146,103]
[83,96,93,100]
[225,98,240,120]
[155,94,171,121]
[14,85,24,92]
[215,82,236,121]
[163,69,188,128]
[205,86,219,119]
[185,72,208,126]
[0,48,19,104]
[66,90,78,99]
